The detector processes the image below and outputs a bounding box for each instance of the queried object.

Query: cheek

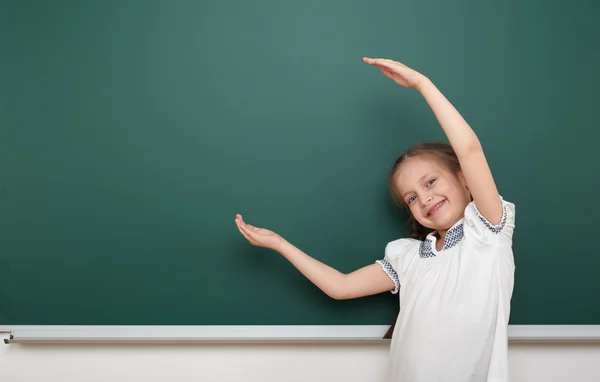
[444,181,469,202]
[409,204,426,220]
[409,205,420,216]
[430,182,450,199]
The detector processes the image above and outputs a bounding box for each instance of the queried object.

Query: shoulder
[385,237,421,260]
[463,197,516,244]
[376,237,421,293]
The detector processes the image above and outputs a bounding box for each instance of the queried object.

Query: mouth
[427,199,446,217]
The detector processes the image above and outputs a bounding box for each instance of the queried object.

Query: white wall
[1,338,600,382]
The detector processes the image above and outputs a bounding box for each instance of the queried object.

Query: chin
[425,213,457,231]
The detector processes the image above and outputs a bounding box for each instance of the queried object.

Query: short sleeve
[463,197,516,244]
[375,238,419,294]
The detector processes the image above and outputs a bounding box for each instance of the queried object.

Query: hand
[363,57,427,89]
[235,214,285,251]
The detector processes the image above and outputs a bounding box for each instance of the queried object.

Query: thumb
[381,68,394,78]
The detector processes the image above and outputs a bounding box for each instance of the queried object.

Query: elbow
[329,291,348,300]
[327,288,346,300]
[469,140,483,155]
[458,140,483,160]
[326,275,349,300]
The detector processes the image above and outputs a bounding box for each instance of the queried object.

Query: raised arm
[363,57,503,225]
[235,214,395,299]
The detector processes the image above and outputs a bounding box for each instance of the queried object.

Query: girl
[235,57,516,382]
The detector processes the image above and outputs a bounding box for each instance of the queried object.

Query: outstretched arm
[363,57,503,225]
[235,214,395,299]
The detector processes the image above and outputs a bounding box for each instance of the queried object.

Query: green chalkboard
[0,0,598,326]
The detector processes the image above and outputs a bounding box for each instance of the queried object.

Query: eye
[426,178,436,187]
[407,195,417,204]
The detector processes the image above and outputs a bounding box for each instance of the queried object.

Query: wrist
[415,75,432,92]
[274,238,291,254]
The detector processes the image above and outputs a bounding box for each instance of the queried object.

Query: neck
[435,229,447,251]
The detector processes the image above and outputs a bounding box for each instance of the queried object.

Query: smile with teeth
[427,200,446,217]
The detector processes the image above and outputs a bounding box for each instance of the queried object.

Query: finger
[382,69,401,82]
[236,217,254,231]
[381,58,401,65]
[238,225,254,243]
[381,71,394,81]
[238,222,250,233]
[240,224,257,238]
[236,223,247,237]
[364,57,392,66]
[368,61,396,72]
[235,218,245,229]
[369,58,406,72]
[377,60,398,69]
[381,68,394,78]
[242,231,254,245]
[375,58,405,67]
[364,57,387,67]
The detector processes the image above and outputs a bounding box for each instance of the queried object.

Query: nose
[420,194,433,206]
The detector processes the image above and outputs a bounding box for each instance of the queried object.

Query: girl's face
[394,155,472,233]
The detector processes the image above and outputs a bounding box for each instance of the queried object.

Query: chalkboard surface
[0,0,598,325]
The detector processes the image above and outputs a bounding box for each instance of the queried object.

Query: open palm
[235,214,284,251]
[363,57,426,89]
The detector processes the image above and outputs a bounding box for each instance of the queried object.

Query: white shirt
[377,198,516,382]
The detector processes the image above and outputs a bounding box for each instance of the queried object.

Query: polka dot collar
[419,222,464,259]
